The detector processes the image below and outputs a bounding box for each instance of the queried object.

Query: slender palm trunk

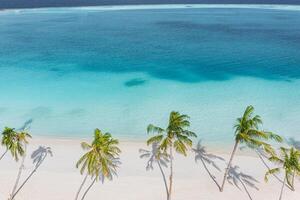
[279,176,286,200]
[80,177,96,200]
[168,145,173,200]
[220,140,239,192]
[75,174,88,200]
[200,157,221,190]
[0,149,8,160]
[10,156,46,200]
[11,145,27,197]
[157,161,169,199]
[256,151,292,190]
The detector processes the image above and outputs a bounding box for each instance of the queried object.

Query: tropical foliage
[0,106,299,200]
[76,129,121,200]
[1,127,21,161]
[147,111,197,200]
[265,147,300,200]
[221,105,282,191]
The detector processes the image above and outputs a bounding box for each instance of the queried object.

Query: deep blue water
[0,6,300,142]
[1,0,300,9]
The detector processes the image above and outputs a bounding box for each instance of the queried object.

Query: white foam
[2,4,300,15]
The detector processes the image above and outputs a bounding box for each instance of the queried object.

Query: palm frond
[265,168,280,182]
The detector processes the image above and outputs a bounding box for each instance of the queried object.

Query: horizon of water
[1,0,300,9]
[0,5,300,143]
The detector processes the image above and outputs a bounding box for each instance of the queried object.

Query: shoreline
[28,136,255,157]
[1,4,300,14]
[0,137,299,200]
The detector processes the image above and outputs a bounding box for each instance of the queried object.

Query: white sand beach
[0,138,299,200]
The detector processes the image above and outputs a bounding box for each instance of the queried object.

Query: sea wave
[1,4,300,15]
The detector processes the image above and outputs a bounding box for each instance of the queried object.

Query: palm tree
[10,146,52,200]
[139,142,170,197]
[0,127,25,161]
[220,105,279,191]
[75,129,121,200]
[10,131,32,198]
[1,127,16,160]
[147,111,197,200]
[253,146,292,190]
[265,147,300,200]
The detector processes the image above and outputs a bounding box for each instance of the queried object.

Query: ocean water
[0,5,300,143]
[1,0,300,9]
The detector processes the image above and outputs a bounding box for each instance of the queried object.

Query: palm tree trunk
[80,177,96,200]
[11,145,27,197]
[168,145,173,200]
[75,174,88,200]
[10,156,45,200]
[157,161,169,199]
[0,149,8,160]
[220,140,239,192]
[279,176,286,200]
[10,168,37,200]
[200,157,221,190]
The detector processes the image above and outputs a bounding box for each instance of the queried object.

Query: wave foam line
[1,4,300,15]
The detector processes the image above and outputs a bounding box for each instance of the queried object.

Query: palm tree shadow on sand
[193,140,225,191]
[10,146,53,200]
[139,143,169,170]
[227,165,259,200]
[139,142,170,198]
[31,146,53,167]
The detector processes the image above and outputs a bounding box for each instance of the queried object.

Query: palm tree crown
[76,129,121,181]
[147,111,197,200]
[147,111,197,156]
[265,147,300,188]
[1,127,16,150]
[234,105,282,153]
[1,127,31,161]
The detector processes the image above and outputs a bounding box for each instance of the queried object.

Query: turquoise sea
[0,5,300,143]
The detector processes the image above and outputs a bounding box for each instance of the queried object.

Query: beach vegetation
[220,105,282,191]
[147,111,197,200]
[265,147,300,200]
[75,129,121,200]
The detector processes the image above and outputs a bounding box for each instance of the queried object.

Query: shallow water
[0,6,299,143]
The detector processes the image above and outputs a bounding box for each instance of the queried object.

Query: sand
[0,137,299,200]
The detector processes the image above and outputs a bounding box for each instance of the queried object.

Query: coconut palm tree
[265,147,300,200]
[0,127,25,161]
[0,127,16,160]
[220,105,279,192]
[76,129,121,200]
[139,142,170,197]
[147,111,197,200]
[10,130,32,198]
[10,146,52,200]
[252,146,292,190]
